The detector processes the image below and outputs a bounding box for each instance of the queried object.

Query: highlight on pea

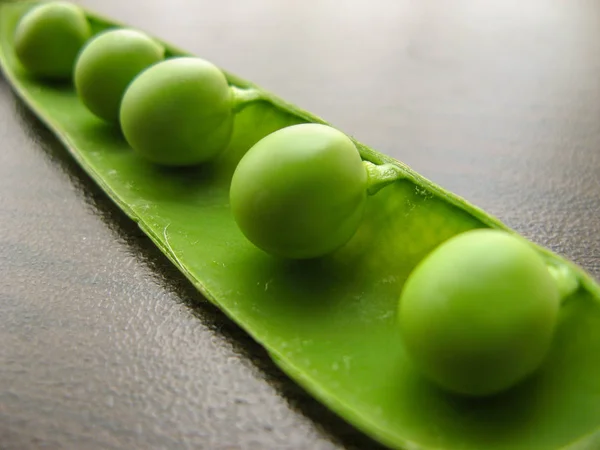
[74,28,165,123]
[13,1,91,79]
[397,228,563,397]
[230,123,369,260]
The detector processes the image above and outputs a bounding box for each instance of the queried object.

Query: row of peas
[14,1,367,259]
[14,1,566,398]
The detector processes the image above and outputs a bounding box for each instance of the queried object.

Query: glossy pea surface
[230,123,368,259]
[120,56,233,166]
[398,228,561,397]
[74,28,164,122]
[14,1,91,79]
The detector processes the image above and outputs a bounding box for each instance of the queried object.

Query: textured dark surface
[1,0,599,449]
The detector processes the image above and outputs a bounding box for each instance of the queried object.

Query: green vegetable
[120,56,235,166]
[74,28,164,122]
[398,228,561,397]
[230,123,368,259]
[2,3,600,450]
[13,1,91,79]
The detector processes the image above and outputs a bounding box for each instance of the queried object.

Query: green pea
[230,123,368,259]
[119,56,233,166]
[74,28,164,122]
[398,228,560,397]
[14,1,91,79]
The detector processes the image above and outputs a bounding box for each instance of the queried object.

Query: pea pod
[2,2,600,450]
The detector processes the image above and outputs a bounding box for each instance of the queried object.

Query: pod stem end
[364,161,405,195]
[548,263,580,304]
[231,86,267,112]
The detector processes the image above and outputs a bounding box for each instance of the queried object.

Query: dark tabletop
[1,0,599,449]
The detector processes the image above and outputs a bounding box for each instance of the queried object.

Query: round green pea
[14,1,91,79]
[119,57,233,166]
[230,123,368,259]
[398,228,560,397]
[74,28,164,122]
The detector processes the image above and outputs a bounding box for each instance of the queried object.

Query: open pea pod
[2,2,600,449]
